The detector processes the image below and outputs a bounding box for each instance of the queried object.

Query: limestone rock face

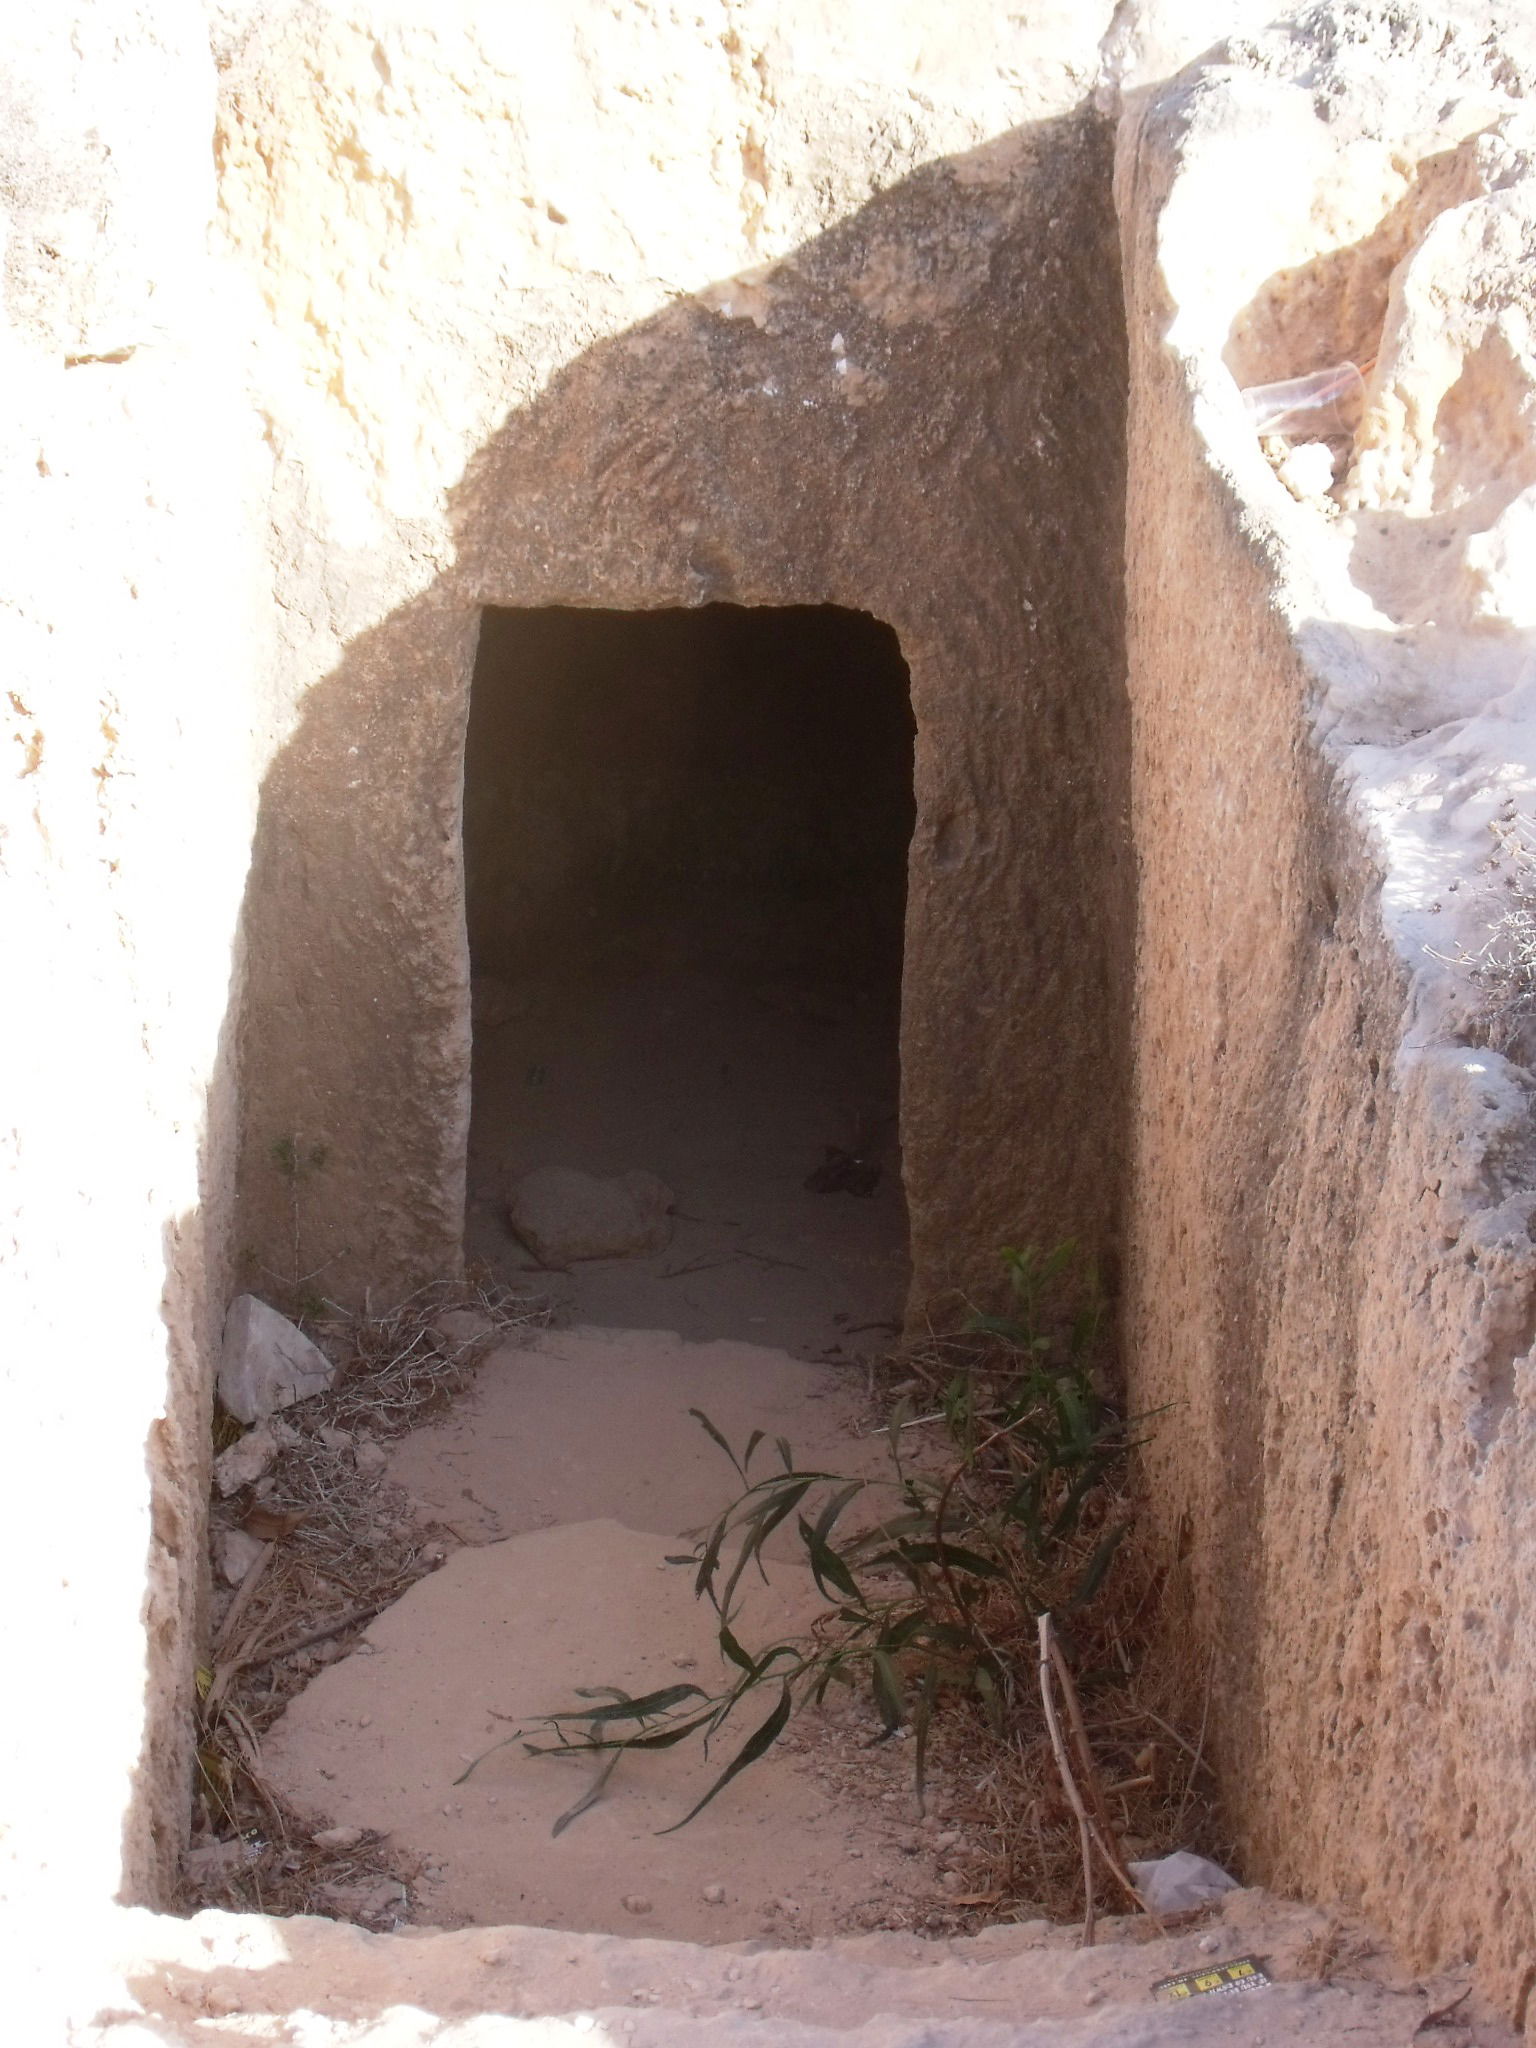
[507,1167,675,1266]
[8,1,1536,2033]
[216,0,1135,1321]
[217,1295,336,1423]
[1118,0,1536,2018]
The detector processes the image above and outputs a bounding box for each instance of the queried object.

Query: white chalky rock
[507,1166,674,1265]
[212,1420,282,1496]
[218,1294,336,1423]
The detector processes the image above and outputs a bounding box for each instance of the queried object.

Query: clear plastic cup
[1240,360,1366,438]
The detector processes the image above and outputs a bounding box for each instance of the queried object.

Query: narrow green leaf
[541,1682,706,1726]
[742,1428,766,1472]
[886,1393,912,1478]
[718,1621,755,1672]
[717,1478,813,1617]
[551,1745,625,1836]
[775,1435,794,1473]
[871,1649,904,1733]
[913,1661,938,1815]
[524,1708,720,1758]
[973,1662,1004,1735]
[895,1542,1004,1579]
[690,1408,746,1480]
[452,1728,524,1784]
[797,1512,861,1600]
[656,1681,794,1833]
[1066,1520,1131,1610]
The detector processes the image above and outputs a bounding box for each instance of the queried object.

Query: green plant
[459,1243,1155,1836]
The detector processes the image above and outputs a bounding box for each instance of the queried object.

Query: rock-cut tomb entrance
[461,602,916,1354]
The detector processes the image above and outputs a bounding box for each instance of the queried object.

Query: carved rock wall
[215,1,1135,1318]
[1119,4,1536,2014]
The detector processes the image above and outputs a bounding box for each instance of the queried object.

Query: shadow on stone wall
[228,111,1133,1342]
[129,111,1133,1899]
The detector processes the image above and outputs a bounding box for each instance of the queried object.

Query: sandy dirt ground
[262,1325,973,1944]
[463,967,909,1357]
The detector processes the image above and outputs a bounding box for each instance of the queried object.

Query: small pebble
[311,1825,364,1851]
[1198,1934,1220,1954]
[622,1894,653,1915]
[1084,1988,1105,2008]
[702,1883,726,1905]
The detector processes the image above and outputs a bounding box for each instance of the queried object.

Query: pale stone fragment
[218,1295,336,1424]
[507,1167,674,1265]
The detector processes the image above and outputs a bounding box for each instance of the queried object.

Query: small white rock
[311,1825,365,1851]
[622,1894,653,1915]
[355,1440,388,1476]
[214,1527,267,1586]
[218,1295,336,1423]
[213,1422,281,1497]
[702,1883,726,1905]
[1276,439,1337,505]
[183,1839,252,1881]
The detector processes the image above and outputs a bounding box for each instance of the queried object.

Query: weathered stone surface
[213,1526,266,1587]
[48,1891,1520,2046]
[211,1419,284,1497]
[218,0,1135,1322]
[217,1295,335,1423]
[507,1166,675,1266]
[1118,1,1536,2019]
[7,2,1536,2038]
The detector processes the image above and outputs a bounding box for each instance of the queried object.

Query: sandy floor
[464,966,908,1356]
[263,1325,973,1944]
[261,952,944,1944]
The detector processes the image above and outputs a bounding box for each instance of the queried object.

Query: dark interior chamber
[461,603,916,1353]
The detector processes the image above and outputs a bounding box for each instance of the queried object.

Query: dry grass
[1442,811,1536,1061]
[851,1331,1230,1933]
[184,1267,1223,1940]
[181,1274,548,1925]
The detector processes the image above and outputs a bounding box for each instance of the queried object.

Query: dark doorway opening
[462,603,915,1354]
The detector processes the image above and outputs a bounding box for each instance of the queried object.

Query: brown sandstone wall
[219,7,1136,1322]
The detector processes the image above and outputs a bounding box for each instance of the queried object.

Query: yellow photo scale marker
[1152,1956,1273,2002]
